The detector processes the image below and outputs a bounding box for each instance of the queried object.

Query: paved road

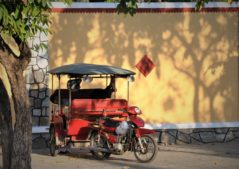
[1,142,239,169]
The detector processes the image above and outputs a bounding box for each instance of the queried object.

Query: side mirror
[127,75,135,82]
[82,75,93,83]
[67,79,81,90]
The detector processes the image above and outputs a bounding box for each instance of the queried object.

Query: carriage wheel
[49,126,58,156]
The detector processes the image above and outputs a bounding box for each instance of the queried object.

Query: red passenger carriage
[48,63,157,162]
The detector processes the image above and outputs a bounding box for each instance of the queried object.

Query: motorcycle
[90,108,158,163]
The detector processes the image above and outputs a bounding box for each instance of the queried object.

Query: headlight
[134,107,142,114]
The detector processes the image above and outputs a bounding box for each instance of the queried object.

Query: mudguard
[135,128,156,137]
[130,116,145,127]
[139,128,156,135]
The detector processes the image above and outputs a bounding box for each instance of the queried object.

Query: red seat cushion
[70,99,128,117]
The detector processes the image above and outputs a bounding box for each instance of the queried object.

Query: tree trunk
[0,79,13,169]
[8,70,32,169]
[0,40,32,169]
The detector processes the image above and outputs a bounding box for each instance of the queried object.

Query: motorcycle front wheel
[134,135,158,163]
[90,132,111,160]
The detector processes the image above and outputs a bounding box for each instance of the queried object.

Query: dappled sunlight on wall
[49,12,238,124]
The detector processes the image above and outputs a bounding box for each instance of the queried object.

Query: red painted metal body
[70,99,127,119]
[130,116,145,127]
[126,106,138,115]
[91,114,156,145]
[137,128,156,136]
[51,98,156,145]
[67,119,90,140]
[51,99,129,142]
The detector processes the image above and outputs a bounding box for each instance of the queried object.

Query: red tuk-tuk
[48,63,157,163]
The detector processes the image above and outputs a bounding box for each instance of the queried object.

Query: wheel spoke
[134,135,157,163]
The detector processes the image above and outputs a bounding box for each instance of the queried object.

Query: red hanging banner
[135,55,155,77]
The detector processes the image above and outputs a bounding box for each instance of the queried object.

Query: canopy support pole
[51,74,54,121]
[58,75,61,114]
[69,77,72,108]
[127,81,129,102]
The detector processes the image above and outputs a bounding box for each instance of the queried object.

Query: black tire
[134,135,158,163]
[90,132,111,160]
[49,126,58,156]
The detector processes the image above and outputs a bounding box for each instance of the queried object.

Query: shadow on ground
[32,149,161,169]
[159,140,239,159]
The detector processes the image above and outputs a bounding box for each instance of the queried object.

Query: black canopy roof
[48,63,135,77]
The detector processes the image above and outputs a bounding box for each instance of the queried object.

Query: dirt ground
[1,141,239,169]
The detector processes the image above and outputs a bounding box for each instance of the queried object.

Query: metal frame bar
[51,74,54,121]
[69,77,72,109]
[58,75,61,114]
[127,81,129,102]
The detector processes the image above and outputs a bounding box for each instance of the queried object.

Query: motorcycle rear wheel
[134,135,158,163]
[90,132,111,160]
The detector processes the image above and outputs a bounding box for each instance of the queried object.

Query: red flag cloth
[135,55,155,77]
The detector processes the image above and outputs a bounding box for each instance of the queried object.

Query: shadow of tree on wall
[158,12,238,122]
[49,11,238,123]
[217,57,239,121]
[49,13,162,77]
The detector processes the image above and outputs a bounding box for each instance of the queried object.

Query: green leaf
[0,7,2,20]
[0,32,20,57]
[63,0,72,5]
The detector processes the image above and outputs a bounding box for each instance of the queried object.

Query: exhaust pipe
[89,147,111,153]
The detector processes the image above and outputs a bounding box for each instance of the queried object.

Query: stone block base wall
[26,32,50,126]
[158,127,239,145]
[32,133,49,149]
[30,127,239,149]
